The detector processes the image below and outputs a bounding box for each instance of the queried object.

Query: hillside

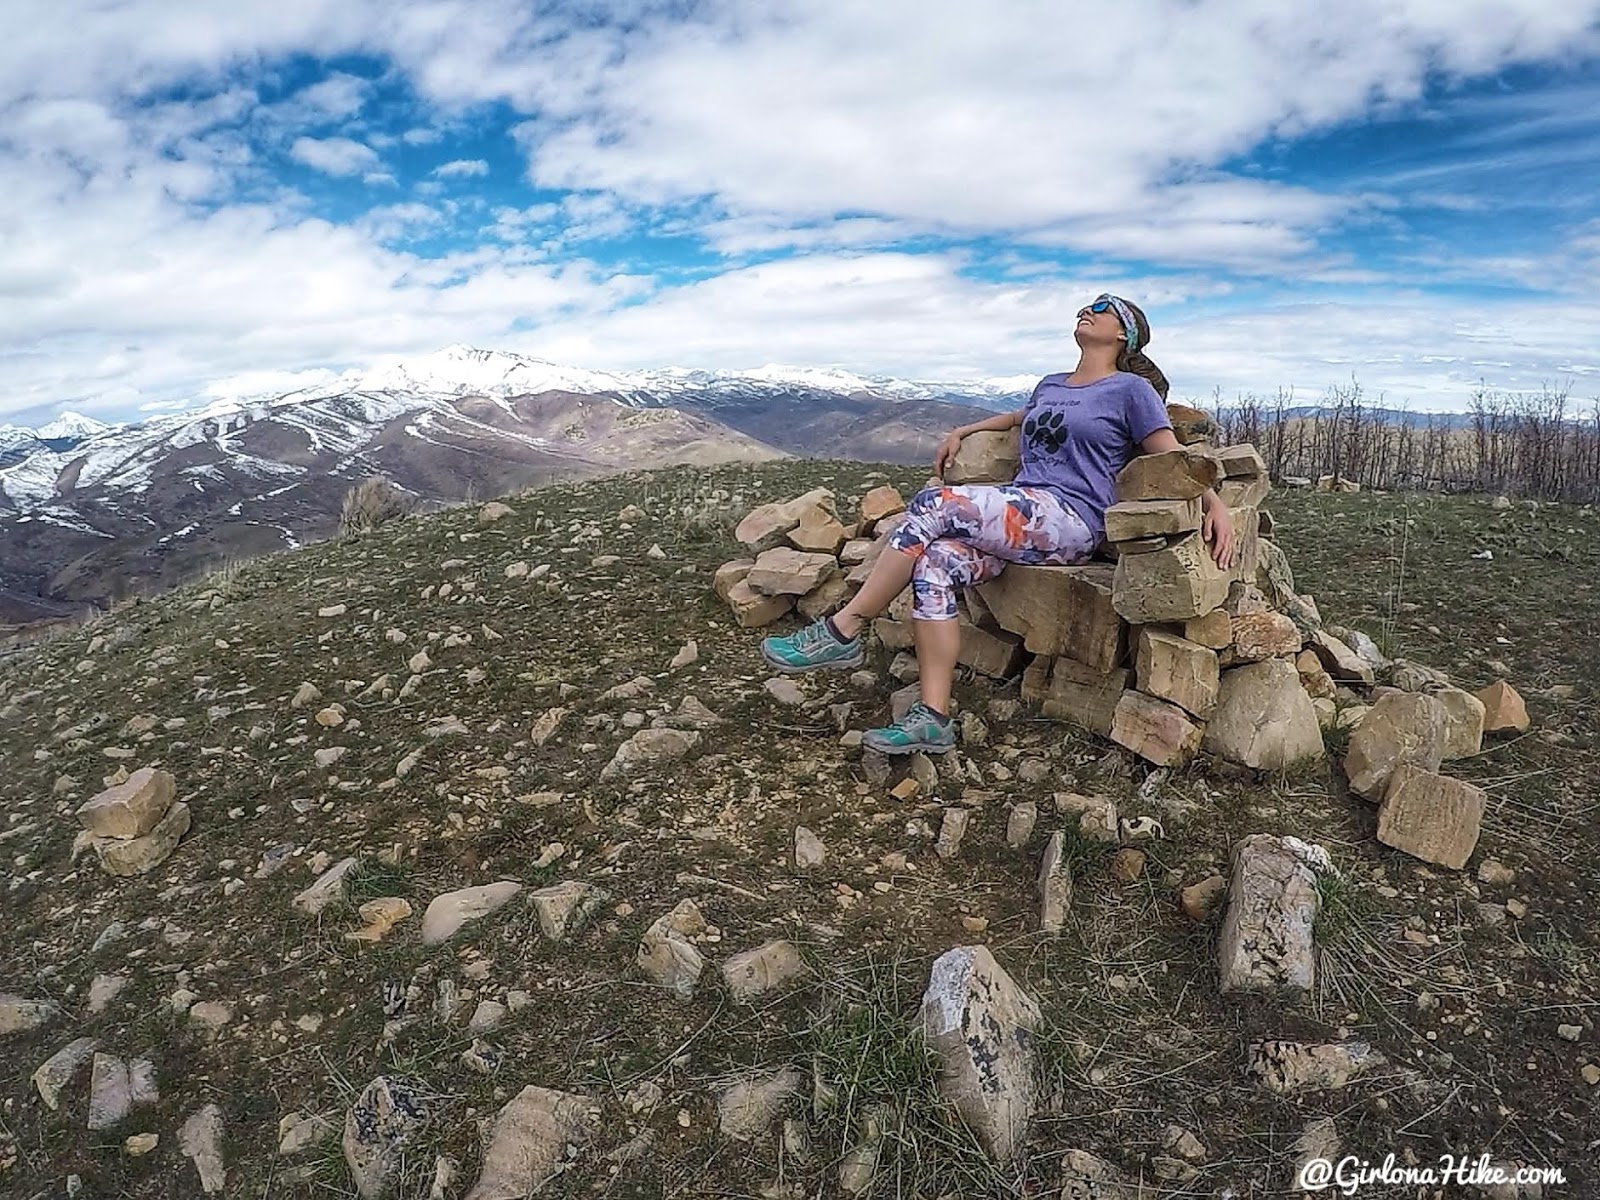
[0,347,1007,626]
[1,460,1597,1198]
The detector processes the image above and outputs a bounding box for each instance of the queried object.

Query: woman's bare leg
[913,618,961,714]
[831,550,915,638]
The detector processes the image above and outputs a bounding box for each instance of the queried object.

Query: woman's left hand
[1202,500,1235,570]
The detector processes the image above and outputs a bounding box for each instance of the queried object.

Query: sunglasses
[1088,298,1114,313]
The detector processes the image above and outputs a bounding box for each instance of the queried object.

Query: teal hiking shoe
[862,702,957,756]
[761,618,865,674]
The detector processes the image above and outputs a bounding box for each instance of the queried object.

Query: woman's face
[1074,301,1127,351]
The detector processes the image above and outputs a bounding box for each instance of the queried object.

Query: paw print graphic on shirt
[1024,409,1068,454]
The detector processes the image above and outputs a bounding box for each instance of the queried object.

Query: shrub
[340,476,412,536]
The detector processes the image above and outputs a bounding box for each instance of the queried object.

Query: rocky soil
[1,460,1596,1198]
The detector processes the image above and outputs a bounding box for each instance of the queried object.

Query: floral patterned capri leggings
[886,484,1099,621]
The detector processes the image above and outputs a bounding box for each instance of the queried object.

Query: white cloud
[290,135,381,176]
[433,158,488,178]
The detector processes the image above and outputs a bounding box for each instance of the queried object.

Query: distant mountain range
[0,346,1025,625]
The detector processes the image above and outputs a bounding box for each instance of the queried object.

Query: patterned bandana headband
[1092,293,1142,353]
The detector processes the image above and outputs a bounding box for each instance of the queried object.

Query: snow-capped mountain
[0,346,1008,625]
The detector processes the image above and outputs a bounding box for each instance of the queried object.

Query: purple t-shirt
[1011,371,1171,537]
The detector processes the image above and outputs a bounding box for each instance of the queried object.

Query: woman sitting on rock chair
[761,294,1236,755]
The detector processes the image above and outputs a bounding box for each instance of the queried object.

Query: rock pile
[716,412,1532,876]
[73,767,190,876]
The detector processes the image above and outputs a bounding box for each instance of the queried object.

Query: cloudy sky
[4,0,1599,424]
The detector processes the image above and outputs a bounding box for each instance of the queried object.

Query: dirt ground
[0,459,1595,1198]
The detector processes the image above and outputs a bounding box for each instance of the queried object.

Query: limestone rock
[838,1104,891,1195]
[1184,608,1232,649]
[1203,659,1325,770]
[716,1068,803,1141]
[1229,611,1301,663]
[1005,802,1038,848]
[1055,792,1118,842]
[920,946,1041,1162]
[977,563,1124,672]
[294,856,360,916]
[291,681,322,708]
[1023,657,1129,738]
[92,801,190,876]
[1291,1118,1342,1193]
[944,430,1020,484]
[1113,448,1222,502]
[1217,443,1267,478]
[858,485,906,530]
[1059,1148,1145,1199]
[787,508,848,555]
[346,898,414,944]
[87,1053,133,1130]
[722,940,810,1002]
[958,622,1024,679]
[712,559,755,601]
[637,899,707,999]
[1377,764,1486,869]
[725,580,793,628]
[0,994,59,1037]
[1217,834,1331,997]
[74,767,175,839]
[1112,531,1231,623]
[1134,628,1218,719]
[343,1077,432,1199]
[1109,690,1203,766]
[86,974,126,1014]
[1246,1040,1384,1094]
[1432,685,1486,759]
[1295,649,1337,699]
[1344,691,1446,801]
[1166,403,1216,444]
[32,1037,98,1109]
[600,728,701,781]
[421,882,523,945]
[1104,497,1202,542]
[1037,832,1072,932]
[735,488,836,553]
[528,881,609,941]
[935,807,971,859]
[1307,630,1375,684]
[1476,679,1529,733]
[1179,874,1227,922]
[179,1103,227,1194]
[793,826,826,870]
[478,501,514,523]
[797,572,855,620]
[279,1112,336,1156]
[464,1086,598,1200]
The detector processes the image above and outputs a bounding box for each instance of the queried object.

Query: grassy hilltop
[1,459,1597,1197]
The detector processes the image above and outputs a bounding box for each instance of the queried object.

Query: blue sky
[2,0,1599,423]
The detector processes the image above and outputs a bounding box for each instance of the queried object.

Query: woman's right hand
[933,430,965,478]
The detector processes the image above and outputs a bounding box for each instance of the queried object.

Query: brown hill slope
[0,461,1595,1197]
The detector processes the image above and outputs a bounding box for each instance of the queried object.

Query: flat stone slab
[421,882,523,945]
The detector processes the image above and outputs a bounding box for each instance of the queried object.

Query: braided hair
[1114,299,1170,400]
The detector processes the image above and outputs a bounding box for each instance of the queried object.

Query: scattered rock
[637,899,708,999]
[920,945,1041,1162]
[529,881,609,941]
[293,856,361,916]
[124,1132,159,1156]
[86,974,126,1014]
[32,1037,98,1110]
[188,1000,233,1033]
[478,501,514,524]
[1059,1149,1144,1199]
[722,941,811,1002]
[793,826,826,870]
[344,1077,432,1199]
[346,898,414,943]
[421,882,523,944]
[279,1112,336,1156]
[0,994,59,1037]
[1179,875,1227,922]
[464,1085,598,1200]
[1109,847,1146,884]
[1217,834,1331,997]
[935,807,970,859]
[1037,831,1072,933]
[1246,1040,1384,1094]
[1377,764,1486,869]
[74,767,175,839]
[764,677,806,706]
[717,1068,803,1141]
[1476,679,1530,733]
[1291,1118,1342,1192]
[1477,858,1516,887]
[90,800,191,877]
[1433,685,1486,759]
[600,728,701,781]
[1004,801,1037,848]
[179,1103,227,1194]
[669,640,699,669]
[1343,691,1446,801]
[1054,792,1118,842]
